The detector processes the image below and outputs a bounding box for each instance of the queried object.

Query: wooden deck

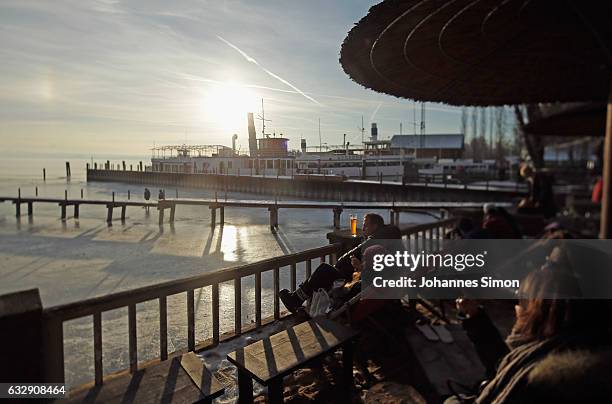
[60,353,224,404]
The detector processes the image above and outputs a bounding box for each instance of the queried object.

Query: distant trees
[461,107,517,161]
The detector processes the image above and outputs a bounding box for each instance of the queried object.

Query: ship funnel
[371,123,378,141]
[247,113,258,157]
[232,134,238,152]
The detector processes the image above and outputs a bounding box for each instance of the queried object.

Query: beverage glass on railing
[350,215,358,236]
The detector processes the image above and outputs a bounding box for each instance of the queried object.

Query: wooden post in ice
[60,190,67,221]
[333,206,343,229]
[16,188,21,217]
[169,203,176,223]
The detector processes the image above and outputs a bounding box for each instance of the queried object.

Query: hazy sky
[0,0,469,157]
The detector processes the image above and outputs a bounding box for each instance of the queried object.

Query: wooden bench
[227,318,359,404]
[63,352,224,403]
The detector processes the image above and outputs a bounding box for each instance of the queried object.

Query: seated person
[445,217,475,239]
[448,252,612,403]
[481,204,522,239]
[280,213,393,313]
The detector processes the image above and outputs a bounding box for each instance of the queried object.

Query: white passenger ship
[149,115,498,182]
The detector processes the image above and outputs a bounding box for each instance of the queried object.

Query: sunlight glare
[201,82,259,136]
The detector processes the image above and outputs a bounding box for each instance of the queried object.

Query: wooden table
[227,318,359,404]
[63,352,225,403]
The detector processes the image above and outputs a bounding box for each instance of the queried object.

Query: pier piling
[74,204,79,219]
[268,207,279,230]
[35,187,38,197]
[121,205,127,222]
[81,189,83,199]
[128,190,130,200]
[333,207,343,229]
[27,202,33,217]
[158,208,164,226]
[210,206,216,228]
[61,204,66,221]
[65,162,71,180]
[107,205,113,224]
[43,168,46,181]
[220,206,225,225]
[169,205,176,223]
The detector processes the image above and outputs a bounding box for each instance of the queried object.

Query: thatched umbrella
[340,0,612,238]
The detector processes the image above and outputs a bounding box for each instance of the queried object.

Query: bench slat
[227,318,358,384]
[180,352,225,399]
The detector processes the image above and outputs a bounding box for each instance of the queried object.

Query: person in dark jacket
[448,250,612,403]
[280,213,387,313]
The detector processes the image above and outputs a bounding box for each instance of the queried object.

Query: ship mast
[257,98,271,138]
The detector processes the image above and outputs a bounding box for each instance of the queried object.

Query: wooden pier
[154,198,508,229]
[0,196,157,224]
[1,195,510,230]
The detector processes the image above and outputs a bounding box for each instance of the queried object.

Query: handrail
[41,242,343,386]
[42,243,340,322]
[40,218,457,388]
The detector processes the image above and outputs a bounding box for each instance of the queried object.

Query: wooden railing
[41,243,343,385]
[400,217,457,253]
[40,218,457,387]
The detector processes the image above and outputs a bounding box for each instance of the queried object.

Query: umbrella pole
[600,78,612,239]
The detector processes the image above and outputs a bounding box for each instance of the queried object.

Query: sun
[201,82,259,136]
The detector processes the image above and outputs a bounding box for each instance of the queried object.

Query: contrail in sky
[217,35,322,106]
[369,101,382,122]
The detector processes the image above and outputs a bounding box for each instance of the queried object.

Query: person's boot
[279,288,306,313]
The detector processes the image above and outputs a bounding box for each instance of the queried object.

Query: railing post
[128,304,137,373]
[187,289,195,351]
[234,278,242,335]
[273,267,280,320]
[290,263,297,292]
[212,284,220,345]
[255,272,262,328]
[159,296,168,360]
[93,312,103,385]
[1,289,47,383]
[43,316,64,383]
